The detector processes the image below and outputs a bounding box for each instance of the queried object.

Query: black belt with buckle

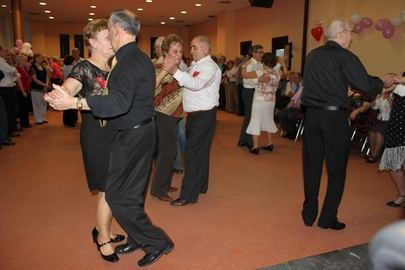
[132,116,154,129]
[307,106,347,111]
[117,117,154,131]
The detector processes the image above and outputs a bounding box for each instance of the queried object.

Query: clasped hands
[162,56,181,75]
[44,84,75,110]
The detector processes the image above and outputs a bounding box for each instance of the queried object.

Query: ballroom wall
[307,0,405,77]
[1,0,404,76]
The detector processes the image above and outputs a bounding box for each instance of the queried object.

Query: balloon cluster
[351,11,405,39]
[12,39,33,56]
[375,18,395,39]
[351,14,373,34]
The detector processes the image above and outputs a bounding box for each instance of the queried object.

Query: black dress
[68,60,114,191]
[379,88,405,171]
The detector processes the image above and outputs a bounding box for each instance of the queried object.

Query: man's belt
[306,106,347,111]
[117,117,154,131]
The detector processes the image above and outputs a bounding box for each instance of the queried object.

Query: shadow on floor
[260,243,369,270]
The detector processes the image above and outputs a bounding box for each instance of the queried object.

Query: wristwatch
[76,97,83,110]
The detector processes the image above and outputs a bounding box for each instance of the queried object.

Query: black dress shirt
[302,41,383,108]
[87,42,155,130]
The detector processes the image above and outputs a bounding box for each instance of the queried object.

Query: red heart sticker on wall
[311,26,323,42]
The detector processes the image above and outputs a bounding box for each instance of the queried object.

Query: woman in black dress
[47,19,123,262]
[379,73,405,207]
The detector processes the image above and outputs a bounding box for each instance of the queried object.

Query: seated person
[278,85,303,139]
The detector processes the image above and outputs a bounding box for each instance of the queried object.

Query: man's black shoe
[115,242,140,254]
[318,220,346,230]
[138,242,174,267]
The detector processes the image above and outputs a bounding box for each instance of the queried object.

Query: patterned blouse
[67,60,108,98]
[154,64,183,118]
[255,66,281,102]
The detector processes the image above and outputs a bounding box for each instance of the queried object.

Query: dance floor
[0,110,403,270]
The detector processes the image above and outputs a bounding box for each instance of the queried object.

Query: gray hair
[154,36,165,49]
[109,9,140,36]
[195,36,211,52]
[325,18,347,40]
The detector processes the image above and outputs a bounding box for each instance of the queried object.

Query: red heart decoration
[311,26,323,42]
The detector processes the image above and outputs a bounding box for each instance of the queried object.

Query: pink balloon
[15,39,23,48]
[375,18,389,31]
[360,17,373,28]
[352,23,364,34]
[382,25,395,39]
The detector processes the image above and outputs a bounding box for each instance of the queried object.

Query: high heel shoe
[386,196,405,207]
[249,147,260,155]
[92,227,125,243]
[95,240,119,262]
[261,144,274,151]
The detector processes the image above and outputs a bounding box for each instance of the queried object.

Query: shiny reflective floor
[0,110,403,270]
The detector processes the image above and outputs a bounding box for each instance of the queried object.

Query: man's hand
[162,56,180,75]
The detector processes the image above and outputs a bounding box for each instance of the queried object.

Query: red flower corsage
[192,71,200,77]
[96,76,106,89]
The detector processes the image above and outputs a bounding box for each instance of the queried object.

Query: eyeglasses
[343,29,355,34]
[253,50,264,54]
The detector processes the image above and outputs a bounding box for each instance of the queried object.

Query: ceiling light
[169,17,175,20]
[44,10,51,13]
[90,5,96,8]
[49,16,54,19]
[146,0,152,2]
[39,2,46,5]
[88,18,93,21]
[195,3,202,6]
[137,8,143,11]
[1,4,6,8]
[160,21,165,24]
[181,11,187,14]
[89,12,95,15]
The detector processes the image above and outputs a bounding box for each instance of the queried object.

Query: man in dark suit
[301,18,394,230]
[46,9,173,267]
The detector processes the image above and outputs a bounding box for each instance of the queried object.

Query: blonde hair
[83,19,109,48]
[161,34,183,56]
[15,54,27,65]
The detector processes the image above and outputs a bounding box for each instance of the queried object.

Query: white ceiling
[0,0,252,26]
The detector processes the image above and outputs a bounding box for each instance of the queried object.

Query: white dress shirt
[0,57,19,87]
[173,55,221,112]
[242,58,263,89]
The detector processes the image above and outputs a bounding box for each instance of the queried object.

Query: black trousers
[278,107,301,135]
[105,120,170,253]
[63,109,78,126]
[180,108,216,202]
[17,91,30,127]
[0,87,17,136]
[151,112,178,197]
[0,96,8,142]
[238,87,254,147]
[301,108,352,227]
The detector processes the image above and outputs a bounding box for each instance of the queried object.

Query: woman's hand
[44,84,75,110]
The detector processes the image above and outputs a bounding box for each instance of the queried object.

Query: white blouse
[372,95,391,121]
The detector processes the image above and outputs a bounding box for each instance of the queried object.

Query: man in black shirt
[46,9,173,267]
[301,18,394,230]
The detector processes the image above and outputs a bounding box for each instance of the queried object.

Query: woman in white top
[379,73,405,207]
[366,90,393,163]
[246,53,287,154]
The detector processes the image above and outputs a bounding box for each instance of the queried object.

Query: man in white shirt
[163,35,221,206]
[0,45,20,143]
[237,45,264,149]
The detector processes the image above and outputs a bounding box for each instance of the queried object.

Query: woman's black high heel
[95,240,119,262]
[92,227,125,243]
